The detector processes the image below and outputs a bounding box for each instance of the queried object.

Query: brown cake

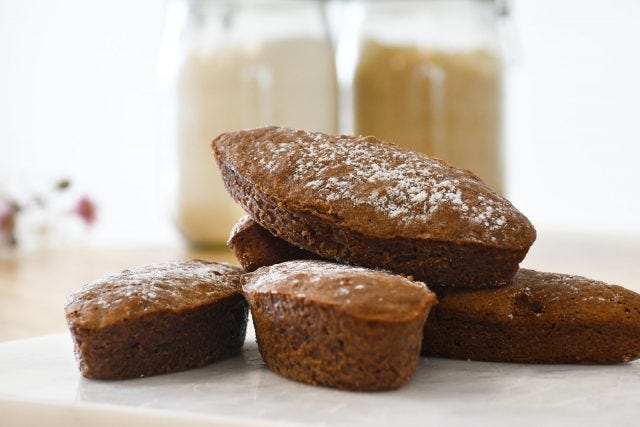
[243,260,437,390]
[228,215,320,272]
[226,223,640,364]
[213,126,536,288]
[424,269,640,363]
[65,260,248,379]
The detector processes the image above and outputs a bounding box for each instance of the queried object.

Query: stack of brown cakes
[217,127,640,369]
[65,126,640,391]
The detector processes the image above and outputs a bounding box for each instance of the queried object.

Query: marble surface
[1,329,639,427]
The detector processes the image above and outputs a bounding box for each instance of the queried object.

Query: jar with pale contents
[347,0,506,194]
[159,0,338,246]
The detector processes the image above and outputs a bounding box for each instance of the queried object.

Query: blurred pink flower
[0,201,19,247]
[74,196,97,226]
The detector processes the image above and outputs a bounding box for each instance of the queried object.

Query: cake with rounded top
[243,259,437,390]
[65,260,248,379]
[424,268,640,363]
[213,126,536,288]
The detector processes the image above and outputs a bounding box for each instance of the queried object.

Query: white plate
[0,328,638,427]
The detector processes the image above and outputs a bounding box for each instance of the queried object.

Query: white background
[1,0,639,247]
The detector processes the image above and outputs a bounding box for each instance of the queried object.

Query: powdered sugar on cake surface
[246,260,429,298]
[255,128,522,240]
[243,260,433,321]
[515,269,627,307]
[66,260,242,328]
[246,260,388,293]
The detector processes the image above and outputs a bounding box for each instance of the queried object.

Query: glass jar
[345,0,506,193]
[159,0,338,247]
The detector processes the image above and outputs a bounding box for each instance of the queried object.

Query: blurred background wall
[1,0,638,247]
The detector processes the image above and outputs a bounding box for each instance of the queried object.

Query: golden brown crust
[226,210,525,288]
[65,260,243,329]
[243,260,436,390]
[225,221,640,364]
[423,269,640,363]
[213,127,535,288]
[244,260,435,322]
[65,260,248,379]
[213,126,535,247]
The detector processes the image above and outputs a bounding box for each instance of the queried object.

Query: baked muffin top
[434,268,640,323]
[243,260,437,323]
[213,126,535,250]
[65,260,243,329]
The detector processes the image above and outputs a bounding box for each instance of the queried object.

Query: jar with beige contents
[159,0,338,246]
[349,0,506,193]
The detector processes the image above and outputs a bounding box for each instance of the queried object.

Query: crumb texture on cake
[227,215,320,272]
[424,268,640,363]
[214,126,535,249]
[243,260,436,390]
[65,260,248,379]
[244,260,435,322]
[65,260,243,329]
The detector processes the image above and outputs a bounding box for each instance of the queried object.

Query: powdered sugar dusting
[514,269,633,309]
[246,260,379,293]
[66,260,242,328]
[228,214,254,242]
[254,128,524,243]
[244,260,434,322]
[245,260,427,294]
